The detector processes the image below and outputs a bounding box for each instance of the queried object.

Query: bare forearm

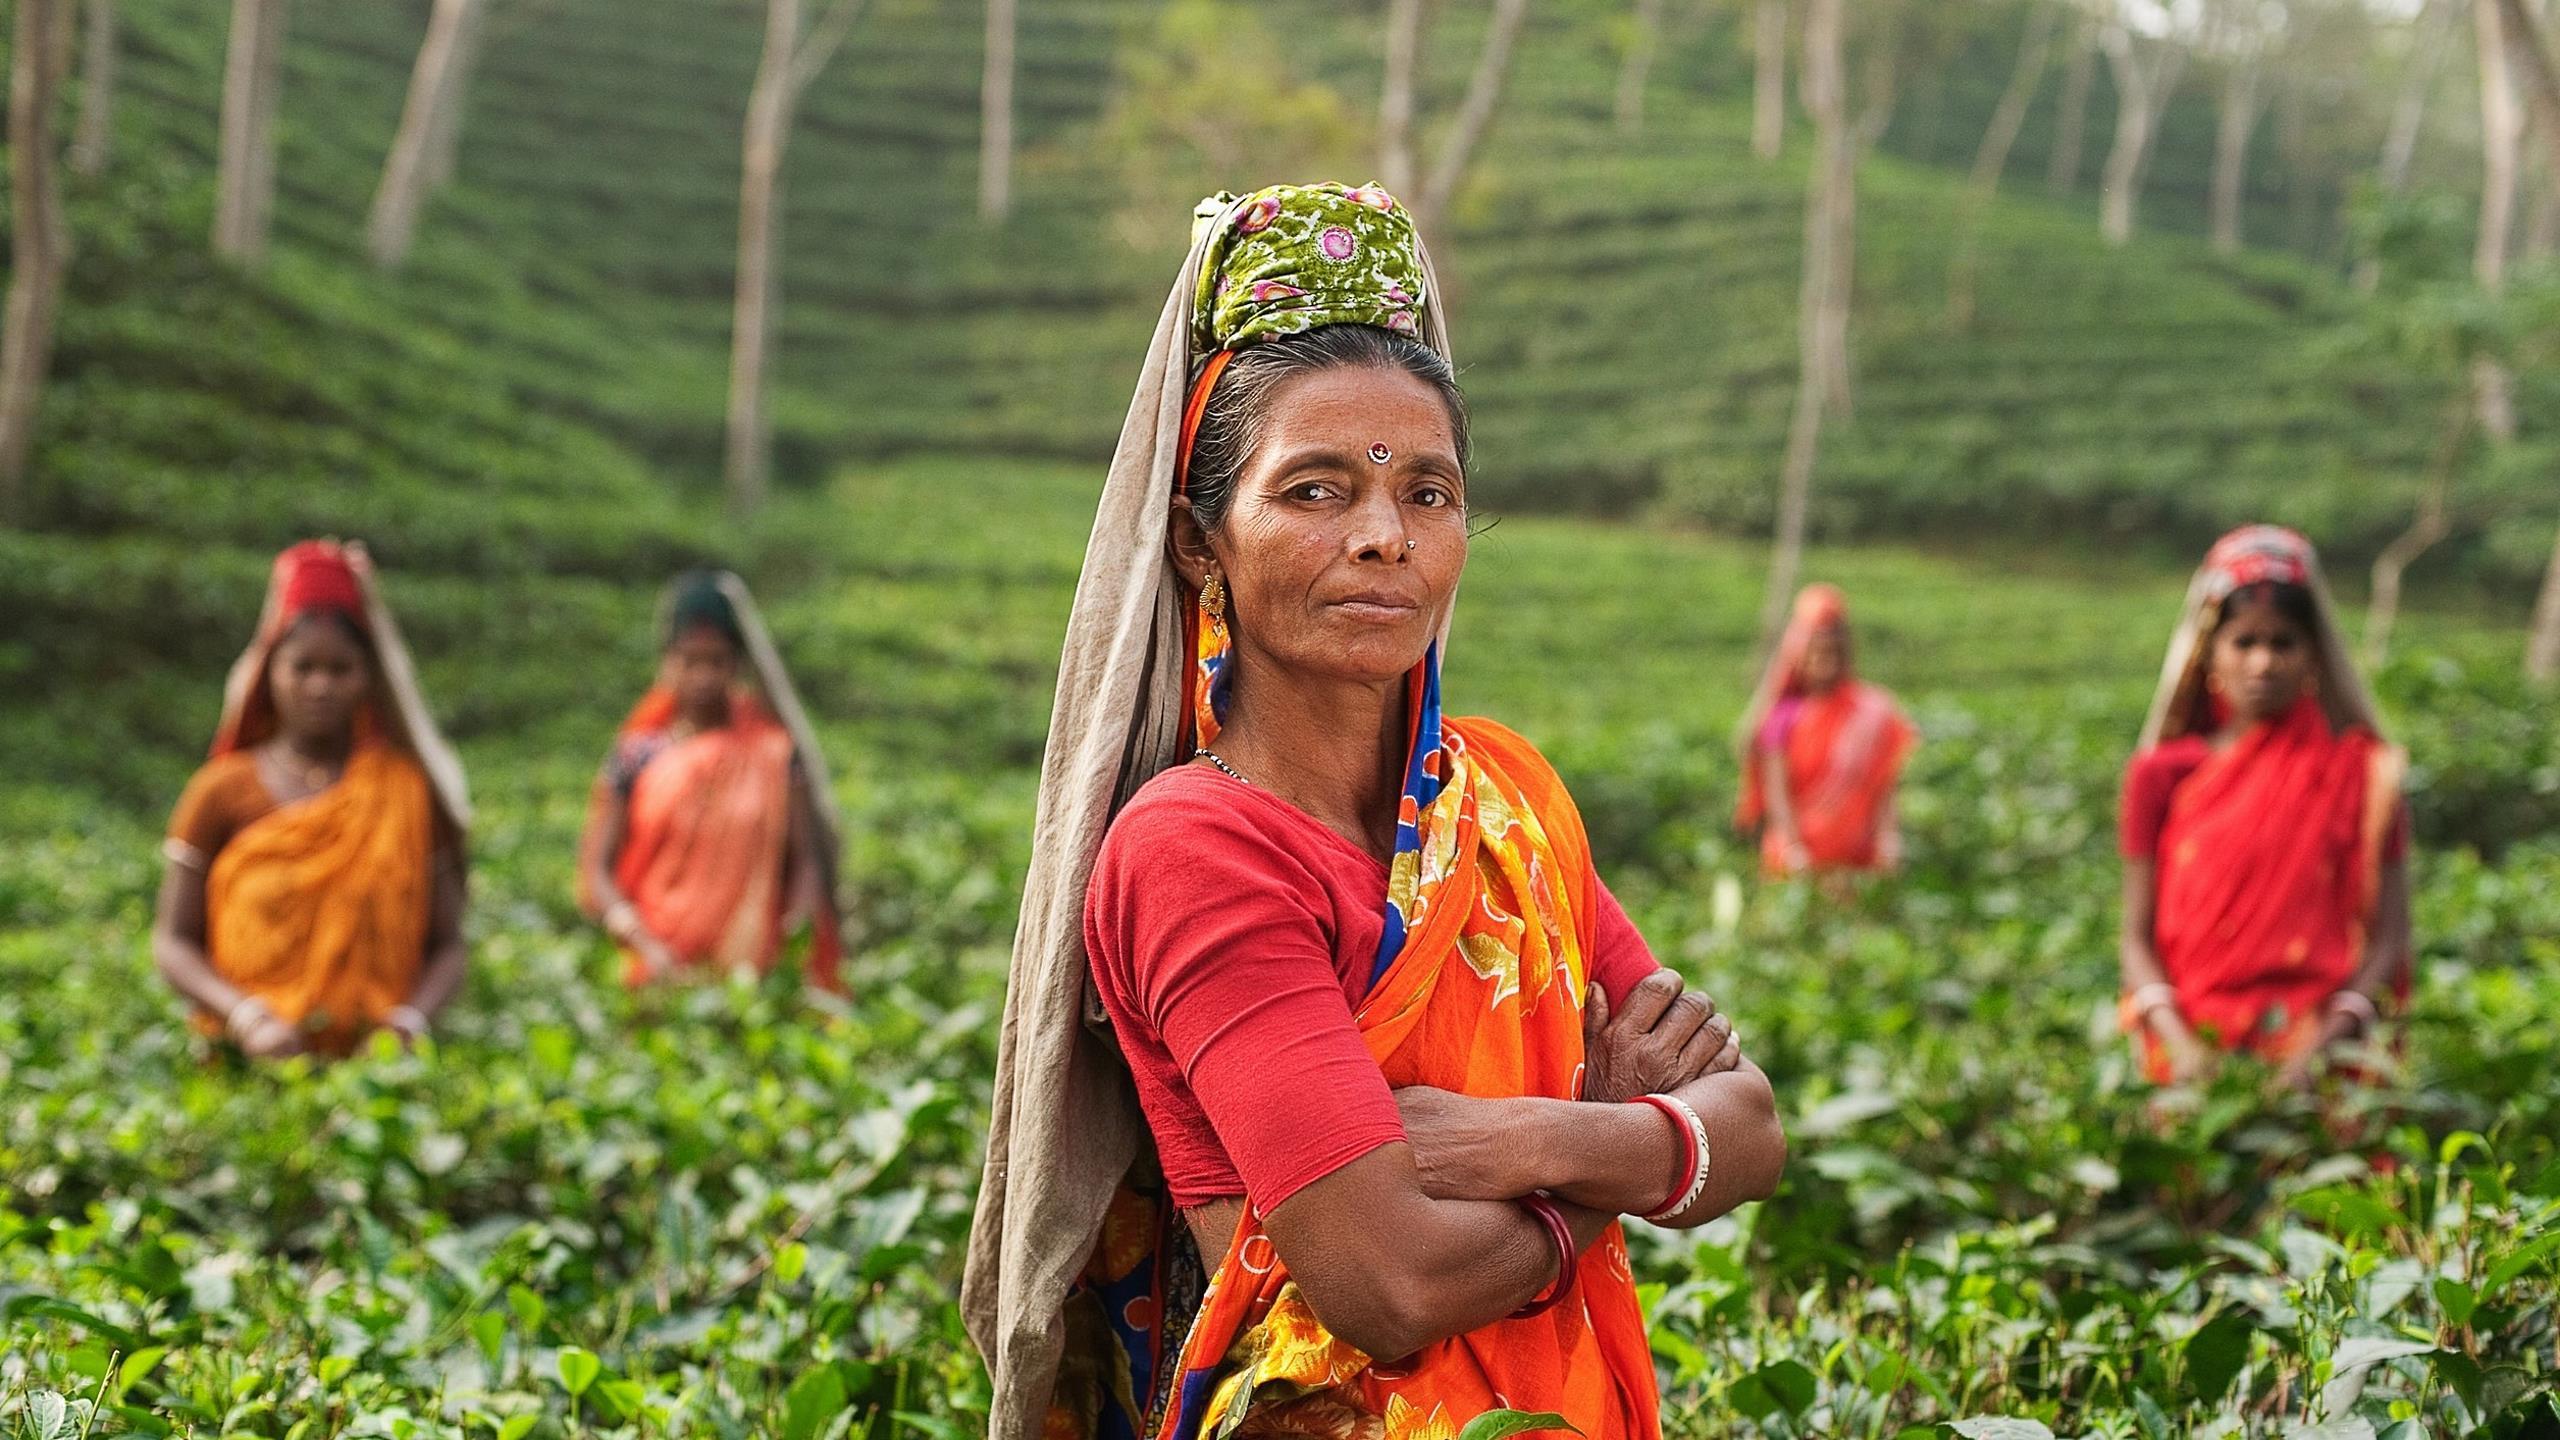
[1443,1067,1786,1225]
[152,929,245,1017]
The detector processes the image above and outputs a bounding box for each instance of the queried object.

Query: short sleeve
[1587,875,1661,1007]
[2119,744,2198,860]
[165,758,253,869]
[1093,798,1407,1213]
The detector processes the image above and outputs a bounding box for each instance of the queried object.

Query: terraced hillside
[3,0,2552,795]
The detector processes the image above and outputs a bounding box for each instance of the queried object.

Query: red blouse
[1085,763,1664,1212]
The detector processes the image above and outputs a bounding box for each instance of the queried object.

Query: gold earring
[1202,572,1227,624]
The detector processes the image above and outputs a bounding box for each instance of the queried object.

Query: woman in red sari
[2118,526,2412,1089]
[151,540,471,1059]
[1735,584,1915,877]
[577,570,844,992]
[963,184,1786,1440]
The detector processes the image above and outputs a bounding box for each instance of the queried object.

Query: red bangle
[1510,1194,1576,1319]
[1632,1094,1700,1219]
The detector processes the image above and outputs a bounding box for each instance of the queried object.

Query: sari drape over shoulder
[577,573,843,991]
[2125,526,2407,1078]
[186,539,468,1055]
[1734,584,1915,874]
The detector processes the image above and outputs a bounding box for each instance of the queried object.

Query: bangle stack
[2326,989,2381,1032]
[1509,1193,1576,1319]
[386,1004,430,1039]
[604,899,641,944]
[1633,1093,1712,1224]
[2119,981,2178,1032]
[223,994,273,1039]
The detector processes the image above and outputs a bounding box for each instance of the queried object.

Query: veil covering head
[962,183,1449,1439]
[2139,525,2381,750]
[212,539,471,834]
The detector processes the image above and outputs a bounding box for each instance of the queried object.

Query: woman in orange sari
[963,184,1787,1440]
[1735,584,1915,878]
[577,570,844,992]
[2118,526,2412,1089]
[151,540,471,1060]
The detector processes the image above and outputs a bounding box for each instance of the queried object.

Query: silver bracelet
[224,994,273,1037]
[386,1004,430,1038]
[1640,1093,1713,1224]
[2327,989,2381,1030]
[2127,981,2178,1019]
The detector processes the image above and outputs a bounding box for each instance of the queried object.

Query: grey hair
[1183,325,1469,531]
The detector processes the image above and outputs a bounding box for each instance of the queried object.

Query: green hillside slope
[2,0,2551,795]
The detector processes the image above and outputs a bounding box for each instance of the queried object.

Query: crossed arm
[1259,970,1786,1362]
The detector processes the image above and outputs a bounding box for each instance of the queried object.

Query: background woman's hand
[635,932,681,980]
[235,1010,308,1059]
[1582,971,1740,1104]
[2148,1009,2215,1086]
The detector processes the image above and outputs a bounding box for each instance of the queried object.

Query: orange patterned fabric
[580,687,839,987]
[1151,718,1660,1440]
[202,741,437,1056]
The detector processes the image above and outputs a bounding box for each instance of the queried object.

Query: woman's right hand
[231,1003,308,1059]
[635,932,681,981]
[2149,1009,2214,1085]
[1582,971,1741,1104]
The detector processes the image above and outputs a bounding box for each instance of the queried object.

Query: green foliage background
[2,0,2558,1436]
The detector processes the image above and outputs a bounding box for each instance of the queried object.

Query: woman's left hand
[1393,1087,1521,1202]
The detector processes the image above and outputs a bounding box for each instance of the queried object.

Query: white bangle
[2327,989,2381,1030]
[2128,981,2178,1019]
[604,899,641,942]
[386,1004,430,1038]
[224,994,273,1037]
[1640,1093,1713,1224]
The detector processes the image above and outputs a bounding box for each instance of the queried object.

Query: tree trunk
[367,0,483,269]
[70,0,111,177]
[727,0,800,514]
[2049,15,2095,193]
[1415,0,1530,233]
[2492,0,2560,183]
[978,0,1013,221]
[0,0,74,519]
[1950,0,2054,328]
[2209,59,2261,254]
[2360,0,2461,291]
[419,0,483,190]
[1380,0,1423,196]
[2476,0,2524,441]
[2364,394,2472,670]
[213,0,288,264]
[2527,519,2560,685]
[1752,0,1787,160]
[2098,25,2183,246]
[1615,0,1663,134]
[1759,0,1845,659]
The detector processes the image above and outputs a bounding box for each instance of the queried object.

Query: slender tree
[2486,0,2560,680]
[1753,0,1788,159]
[1380,0,1423,195]
[2360,0,2462,292]
[1407,0,1533,236]
[2475,0,2524,439]
[979,0,1014,221]
[2363,387,2474,668]
[726,0,868,512]
[1,0,74,519]
[1759,0,1847,656]
[2097,14,2187,245]
[70,0,112,177]
[367,0,485,269]
[1950,0,2056,328]
[1615,0,1663,133]
[213,0,289,264]
[2204,3,2278,256]
[2048,10,2097,192]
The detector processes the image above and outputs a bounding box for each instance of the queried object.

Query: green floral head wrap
[1189,182,1429,354]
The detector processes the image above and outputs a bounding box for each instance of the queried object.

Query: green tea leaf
[2184,1314,2255,1406]
[782,1364,850,1440]
[1455,1410,1579,1440]
[555,1346,601,1397]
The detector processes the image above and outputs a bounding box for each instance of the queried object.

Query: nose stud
[1368,442,1393,464]
[1405,539,1419,551]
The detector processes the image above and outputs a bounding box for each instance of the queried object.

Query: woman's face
[267,614,371,745]
[667,625,741,724]
[1799,623,1848,694]
[1184,365,1467,691]
[2208,590,2315,724]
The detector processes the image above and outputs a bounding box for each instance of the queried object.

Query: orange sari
[1149,718,1658,1440]
[203,741,438,1056]
[1735,586,1914,875]
[579,688,840,989]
